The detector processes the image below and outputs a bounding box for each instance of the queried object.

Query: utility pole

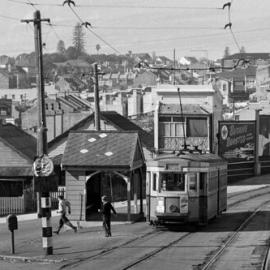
[173,49,176,85]
[93,63,101,131]
[255,109,262,175]
[22,11,54,256]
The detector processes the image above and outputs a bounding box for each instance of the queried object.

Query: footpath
[0,174,269,265]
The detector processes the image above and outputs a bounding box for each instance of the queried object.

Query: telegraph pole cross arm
[21,10,57,256]
[21,13,50,25]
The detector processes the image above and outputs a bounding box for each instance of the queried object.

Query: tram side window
[160,173,185,191]
[153,173,157,191]
[188,173,197,191]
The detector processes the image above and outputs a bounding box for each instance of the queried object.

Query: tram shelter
[61,131,146,222]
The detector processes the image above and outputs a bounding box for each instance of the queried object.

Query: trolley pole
[93,63,101,131]
[21,11,54,256]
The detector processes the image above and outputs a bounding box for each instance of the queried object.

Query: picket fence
[0,197,24,216]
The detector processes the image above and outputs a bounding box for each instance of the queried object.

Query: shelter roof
[62,131,145,170]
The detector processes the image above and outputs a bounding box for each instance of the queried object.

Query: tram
[146,152,227,225]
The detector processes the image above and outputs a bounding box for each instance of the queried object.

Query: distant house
[133,53,152,63]
[133,70,169,87]
[214,66,256,102]
[0,99,12,124]
[53,59,92,75]
[21,94,93,142]
[111,72,120,87]
[0,124,36,214]
[0,69,9,89]
[155,103,211,152]
[222,53,270,69]
[150,84,223,153]
[55,75,87,93]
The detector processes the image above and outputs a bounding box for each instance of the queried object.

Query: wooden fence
[0,197,24,216]
[50,187,66,210]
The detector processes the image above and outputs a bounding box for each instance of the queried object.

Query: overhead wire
[223,1,241,52]
[7,0,222,10]
[66,4,121,54]
[2,0,267,59]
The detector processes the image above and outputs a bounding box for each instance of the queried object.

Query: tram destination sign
[218,121,256,162]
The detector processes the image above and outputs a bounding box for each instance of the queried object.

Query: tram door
[199,173,208,224]
[186,173,199,220]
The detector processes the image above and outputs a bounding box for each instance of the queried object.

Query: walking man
[54,195,77,234]
[100,195,117,237]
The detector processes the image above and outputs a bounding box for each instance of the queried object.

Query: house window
[20,94,24,100]
[159,116,208,140]
[223,84,227,91]
[45,103,48,110]
[186,118,207,137]
[159,116,186,138]
[58,103,61,110]
[51,103,54,110]
[0,109,7,116]
[12,95,15,99]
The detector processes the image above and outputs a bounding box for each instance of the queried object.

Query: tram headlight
[156,197,165,213]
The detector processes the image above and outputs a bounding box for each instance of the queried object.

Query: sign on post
[33,155,57,192]
[33,155,54,177]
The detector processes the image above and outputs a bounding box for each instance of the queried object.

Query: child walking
[54,195,77,234]
[100,195,117,237]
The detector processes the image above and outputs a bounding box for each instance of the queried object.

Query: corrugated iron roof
[159,103,210,115]
[0,166,33,177]
[62,131,144,169]
[48,111,154,150]
[0,124,36,161]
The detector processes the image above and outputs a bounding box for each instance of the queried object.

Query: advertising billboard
[218,121,256,161]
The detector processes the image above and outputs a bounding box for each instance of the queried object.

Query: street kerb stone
[0,254,65,264]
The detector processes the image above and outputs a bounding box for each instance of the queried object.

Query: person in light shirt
[54,195,77,234]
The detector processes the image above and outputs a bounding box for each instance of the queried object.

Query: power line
[7,0,221,10]
[66,5,121,54]
[0,13,20,21]
[223,1,242,52]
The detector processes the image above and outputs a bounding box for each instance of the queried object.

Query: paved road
[1,179,270,269]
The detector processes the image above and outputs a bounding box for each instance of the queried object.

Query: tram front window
[160,173,185,191]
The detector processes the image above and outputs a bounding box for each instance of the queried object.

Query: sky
[1,0,270,61]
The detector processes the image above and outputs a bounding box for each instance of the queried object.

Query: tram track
[200,199,270,270]
[116,193,270,270]
[59,228,166,269]
[59,188,270,270]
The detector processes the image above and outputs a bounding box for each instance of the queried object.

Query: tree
[57,40,66,54]
[96,44,101,54]
[240,46,246,53]
[72,23,85,57]
[65,46,77,59]
[224,46,230,58]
